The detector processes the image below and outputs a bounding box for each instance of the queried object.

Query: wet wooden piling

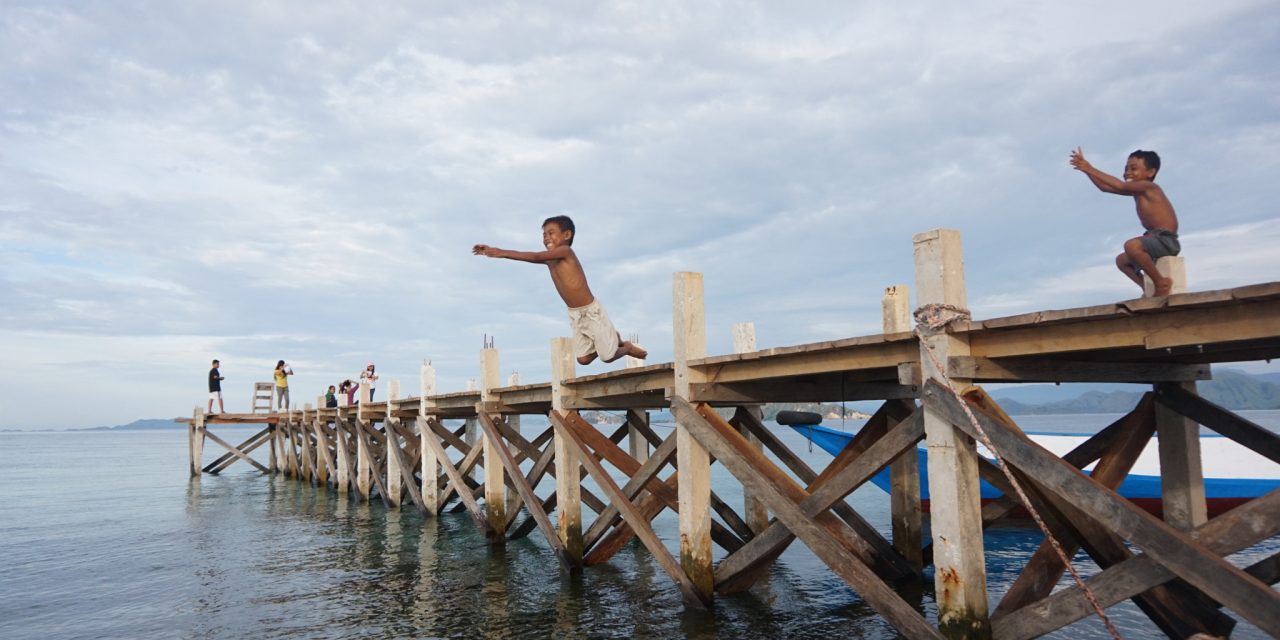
[182,227,1280,639]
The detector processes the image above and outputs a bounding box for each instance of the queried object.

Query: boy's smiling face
[542,222,572,249]
[1123,157,1156,182]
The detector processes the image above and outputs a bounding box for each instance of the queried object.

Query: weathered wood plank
[674,398,942,638]
[923,381,1280,636]
[550,410,708,607]
[478,412,577,571]
[993,488,1280,640]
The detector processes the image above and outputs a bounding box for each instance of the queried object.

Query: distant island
[10,369,1277,432]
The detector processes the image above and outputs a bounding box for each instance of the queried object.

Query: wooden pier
[183,229,1280,639]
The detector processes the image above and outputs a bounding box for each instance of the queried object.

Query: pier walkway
[182,229,1280,639]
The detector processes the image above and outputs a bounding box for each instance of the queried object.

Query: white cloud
[2,0,1279,427]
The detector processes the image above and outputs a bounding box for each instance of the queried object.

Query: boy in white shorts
[474,215,647,365]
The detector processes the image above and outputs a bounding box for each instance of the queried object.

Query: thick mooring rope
[913,303,1124,640]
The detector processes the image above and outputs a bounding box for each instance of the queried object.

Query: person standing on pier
[473,215,647,365]
[207,359,225,414]
[274,360,293,410]
[1069,148,1180,296]
[360,362,378,401]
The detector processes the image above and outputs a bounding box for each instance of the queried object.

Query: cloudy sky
[3,1,1278,428]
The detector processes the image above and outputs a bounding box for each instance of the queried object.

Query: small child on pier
[1069,148,1180,296]
[473,215,648,365]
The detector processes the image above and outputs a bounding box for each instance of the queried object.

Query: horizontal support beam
[690,380,916,403]
[948,357,1211,383]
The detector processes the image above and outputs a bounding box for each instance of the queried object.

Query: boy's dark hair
[543,215,576,245]
[1129,150,1161,178]
[212,359,219,366]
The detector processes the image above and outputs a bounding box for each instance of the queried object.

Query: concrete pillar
[913,229,990,638]
[673,272,713,601]
[480,345,506,541]
[550,337,584,564]
[1143,256,1187,297]
[420,360,440,513]
[1155,381,1207,529]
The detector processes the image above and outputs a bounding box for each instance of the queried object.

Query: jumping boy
[473,215,648,365]
[1070,147,1180,296]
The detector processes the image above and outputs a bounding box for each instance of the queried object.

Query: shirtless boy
[473,215,648,365]
[1070,147,1180,296]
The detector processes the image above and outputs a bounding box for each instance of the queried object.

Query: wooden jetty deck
[182,229,1280,639]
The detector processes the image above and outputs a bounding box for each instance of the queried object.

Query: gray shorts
[1140,228,1181,260]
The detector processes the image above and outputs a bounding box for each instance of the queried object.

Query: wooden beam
[923,381,1280,636]
[674,398,942,638]
[1154,383,1280,465]
[993,488,1280,639]
[420,414,492,535]
[202,428,270,474]
[1155,381,1207,530]
[203,427,272,474]
[551,409,709,607]
[690,380,917,403]
[948,356,1211,383]
[551,337,584,564]
[478,412,578,572]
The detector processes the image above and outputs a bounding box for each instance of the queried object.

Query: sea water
[1,413,1277,639]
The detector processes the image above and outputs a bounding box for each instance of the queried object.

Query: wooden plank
[583,431,678,551]
[420,414,492,535]
[477,412,578,572]
[674,398,942,639]
[923,381,1280,636]
[732,404,916,581]
[994,488,1280,640]
[550,410,709,607]
[949,356,1210,383]
[691,380,917,403]
[1154,383,1280,465]
[715,409,924,593]
[202,428,270,474]
[561,411,745,554]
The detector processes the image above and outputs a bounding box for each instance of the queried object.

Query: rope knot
[912,303,972,335]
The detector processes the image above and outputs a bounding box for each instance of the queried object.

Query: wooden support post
[386,384,403,508]
[732,322,769,536]
[268,422,278,474]
[673,272,714,601]
[300,405,313,484]
[1155,381,1207,529]
[507,371,522,516]
[913,229,990,638]
[1143,255,1187,297]
[884,284,924,572]
[550,337,584,566]
[480,344,506,541]
[335,409,350,495]
[356,383,372,500]
[627,409,650,464]
[190,407,205,478]
[420,360,440,513]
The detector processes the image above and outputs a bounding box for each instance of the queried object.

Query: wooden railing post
[480,344,506,541]
[673,271,714,602]
[884,284,924,573]
[550,337,584,565]
[733,322,769,535]
[420,360,440,513]
[913,229,990,638]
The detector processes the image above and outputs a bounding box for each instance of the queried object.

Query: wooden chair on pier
[252,383,274,414]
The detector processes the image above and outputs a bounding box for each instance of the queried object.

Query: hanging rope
[913,303,1123,640]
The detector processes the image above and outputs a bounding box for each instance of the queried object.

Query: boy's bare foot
[1153,278,1173,297]
[629,343,648,359]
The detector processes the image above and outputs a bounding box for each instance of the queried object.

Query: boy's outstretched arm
[472,243,571,264]
[1069,147,1155,195]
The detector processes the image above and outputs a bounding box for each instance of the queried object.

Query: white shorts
[208,391,222,401]
[568,299,620,361]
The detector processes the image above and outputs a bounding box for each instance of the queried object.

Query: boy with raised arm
[473,215,648,365]
[1070,147,1180,296]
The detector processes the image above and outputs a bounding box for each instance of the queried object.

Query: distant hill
[80,418,187,431]
[993,369,1280,415]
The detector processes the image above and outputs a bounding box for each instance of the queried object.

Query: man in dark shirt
[208,359,225,414]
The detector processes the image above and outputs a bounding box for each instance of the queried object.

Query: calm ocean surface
[2,412,1277,639]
